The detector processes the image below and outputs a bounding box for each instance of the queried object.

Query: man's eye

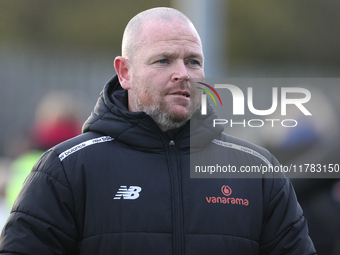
[189,60,199,66]
[158,59,168,64]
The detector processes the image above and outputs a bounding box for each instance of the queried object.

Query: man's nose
[172,61,189,82]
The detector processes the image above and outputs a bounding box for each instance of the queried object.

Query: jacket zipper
[168,139,184,255]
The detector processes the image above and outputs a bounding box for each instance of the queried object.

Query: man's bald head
[121,7,201,61]
[114,7,205,131]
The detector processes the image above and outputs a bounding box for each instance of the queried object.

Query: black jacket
[0,76,316,254]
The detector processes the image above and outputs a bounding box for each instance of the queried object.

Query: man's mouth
[171,91,190,98]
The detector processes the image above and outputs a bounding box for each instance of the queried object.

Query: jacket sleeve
[259,157,317,255]
[0,150,79,254]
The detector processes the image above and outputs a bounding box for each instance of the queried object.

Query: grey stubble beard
[136,97,192,131]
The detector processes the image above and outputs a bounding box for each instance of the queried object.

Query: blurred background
[1,0,340,254]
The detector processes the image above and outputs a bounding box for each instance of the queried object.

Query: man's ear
[114,57,131,90]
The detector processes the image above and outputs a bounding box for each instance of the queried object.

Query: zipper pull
[169,140,175,147]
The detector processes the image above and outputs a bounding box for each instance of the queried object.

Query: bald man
[115,7,204,131]
[0,7,316,255]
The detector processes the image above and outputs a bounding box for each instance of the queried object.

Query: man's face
[127,19,204,131]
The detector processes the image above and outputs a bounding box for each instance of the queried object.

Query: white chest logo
[114,186,142,200]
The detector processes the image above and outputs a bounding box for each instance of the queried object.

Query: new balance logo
[114,186,142,200]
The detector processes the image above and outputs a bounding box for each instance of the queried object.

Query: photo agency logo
[196,82,223,114]
[197,82,312,128]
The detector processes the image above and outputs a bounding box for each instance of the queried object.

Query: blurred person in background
[0,159,11,230]
[5,91,82,208]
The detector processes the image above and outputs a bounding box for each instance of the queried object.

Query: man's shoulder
[51,132,114,160]
[209,132,283,177]
[30,132,115,182]
[214,132,273,158]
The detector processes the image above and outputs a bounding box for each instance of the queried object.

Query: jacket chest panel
[181,178,263,242]
[79,151,174,237]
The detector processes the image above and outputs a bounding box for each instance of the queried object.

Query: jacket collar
[82,75,224,150]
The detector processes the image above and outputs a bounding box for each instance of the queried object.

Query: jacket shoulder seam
[264,178,289,214]
[31,163,70,190]
[56,136,114,162]
[50,149,78,235]
[268,178,290,204]
[212,138,273,167]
